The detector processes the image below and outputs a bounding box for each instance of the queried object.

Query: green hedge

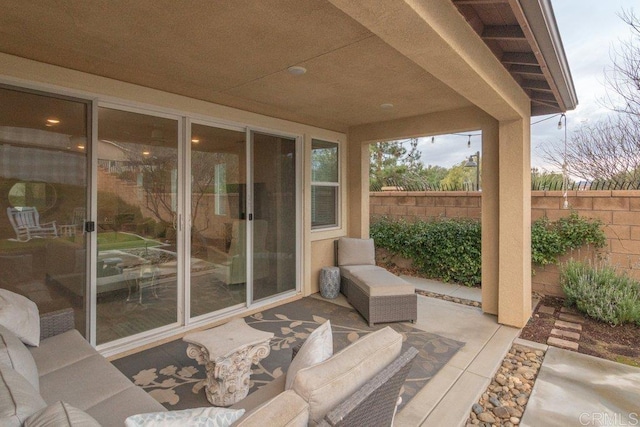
[370,212,606,287]
[531,212,606,266]
[371,217,481,286]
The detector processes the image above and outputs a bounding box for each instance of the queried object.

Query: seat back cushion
[0,325,39,392]
[337,238,375,267]
[0,364,46,426]
[291,326,402,426]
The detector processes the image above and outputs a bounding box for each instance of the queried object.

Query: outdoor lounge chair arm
[318,346,419,427]
[40,307,75,340]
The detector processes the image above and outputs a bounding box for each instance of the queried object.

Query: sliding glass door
[189,122,247,319]
[251,131,297,301]
[96,107,179,345]
[0,86,90,336]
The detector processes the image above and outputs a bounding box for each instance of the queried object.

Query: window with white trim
[311,139,339,229]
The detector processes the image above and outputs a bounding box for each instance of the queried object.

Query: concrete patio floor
[314,277,521,426]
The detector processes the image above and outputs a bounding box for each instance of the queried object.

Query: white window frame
[310,139,340,230]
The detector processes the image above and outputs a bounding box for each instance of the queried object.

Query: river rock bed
[465,343,546,426]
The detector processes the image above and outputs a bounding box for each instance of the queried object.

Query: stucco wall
[370,190,640,296]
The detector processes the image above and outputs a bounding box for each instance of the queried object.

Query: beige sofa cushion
[349,267,415,296]
[0,364,46,426]
[0,324,40,392]
[24,401,100,427]
[337,238,375,266]
[235,390,308,427]
[291,326,402,426]
[31,329,166,427]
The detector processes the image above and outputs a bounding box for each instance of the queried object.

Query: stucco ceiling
[0,0,473,132]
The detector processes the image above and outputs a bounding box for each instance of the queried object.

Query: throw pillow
[285,320,333,390]
[24,401,101,427]
[124,407,245,427]
[0,324,40,391]
[0,289,40,346]
[0,363,47,425]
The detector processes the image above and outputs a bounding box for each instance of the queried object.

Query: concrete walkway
[394,277,518,426]
[521,346,640,427]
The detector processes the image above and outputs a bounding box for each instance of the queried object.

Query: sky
[411,0,637,171]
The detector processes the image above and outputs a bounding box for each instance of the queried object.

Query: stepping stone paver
[559,306,578,314]
[550,328,581,341]
[537,305,555,315]
[547,336,579,350]
[554,320,582,331]
[558,313,584,323]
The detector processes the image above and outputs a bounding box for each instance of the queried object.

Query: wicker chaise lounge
[337,237,417,326]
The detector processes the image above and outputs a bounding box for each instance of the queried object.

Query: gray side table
[319,266,341,299]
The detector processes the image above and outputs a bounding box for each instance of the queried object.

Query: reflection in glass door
[96,107,179,344]
[0,86,89,336]
[251,132,297,301]
[189,123,247,319]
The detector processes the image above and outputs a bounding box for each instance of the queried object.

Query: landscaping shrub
[371,211,606,287]
[531,212,606,266]
[561,260,640,326]
[371,217,481,286]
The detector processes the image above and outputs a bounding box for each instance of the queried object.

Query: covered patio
[0,0,577,378]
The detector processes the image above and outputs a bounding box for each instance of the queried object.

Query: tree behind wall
[369,139,423,188]
[543,10,640,182]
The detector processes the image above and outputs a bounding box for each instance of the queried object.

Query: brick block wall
[370,190,640,296]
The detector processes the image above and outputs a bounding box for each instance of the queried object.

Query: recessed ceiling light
[287,66,307,76]
[47,118,60,124]
[77,144,85,150]
[191,138,200,144]
[380,103,394,110]
[142,150,150,156]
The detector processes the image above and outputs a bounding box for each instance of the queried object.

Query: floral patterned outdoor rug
[112,297,463,411]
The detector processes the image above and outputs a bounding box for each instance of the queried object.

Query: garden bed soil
[520,296,640,368]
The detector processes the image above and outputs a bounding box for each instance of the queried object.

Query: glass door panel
[251,132,297,301]
[189,123,246,318]
[0,86,89,336]
[96,107,179,344]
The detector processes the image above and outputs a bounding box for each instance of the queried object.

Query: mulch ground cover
[520,295,640,368]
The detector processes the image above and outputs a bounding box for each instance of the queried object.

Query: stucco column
[481,119,499,315]
[347,140,370,238]
[497,119,532,327]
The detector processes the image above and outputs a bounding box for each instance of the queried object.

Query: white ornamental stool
[183,318,274,406]
[319,266,341,299]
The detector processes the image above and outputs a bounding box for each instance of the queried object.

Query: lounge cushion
[285,320,333,390]
[235,390,308,427]
[291,326,402,426]
[337,238,375,267]
[347,267,415,297]
[0,363,46,426]
[0,324,40,392]
[0,288,40,346]
[24,401,100,427]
